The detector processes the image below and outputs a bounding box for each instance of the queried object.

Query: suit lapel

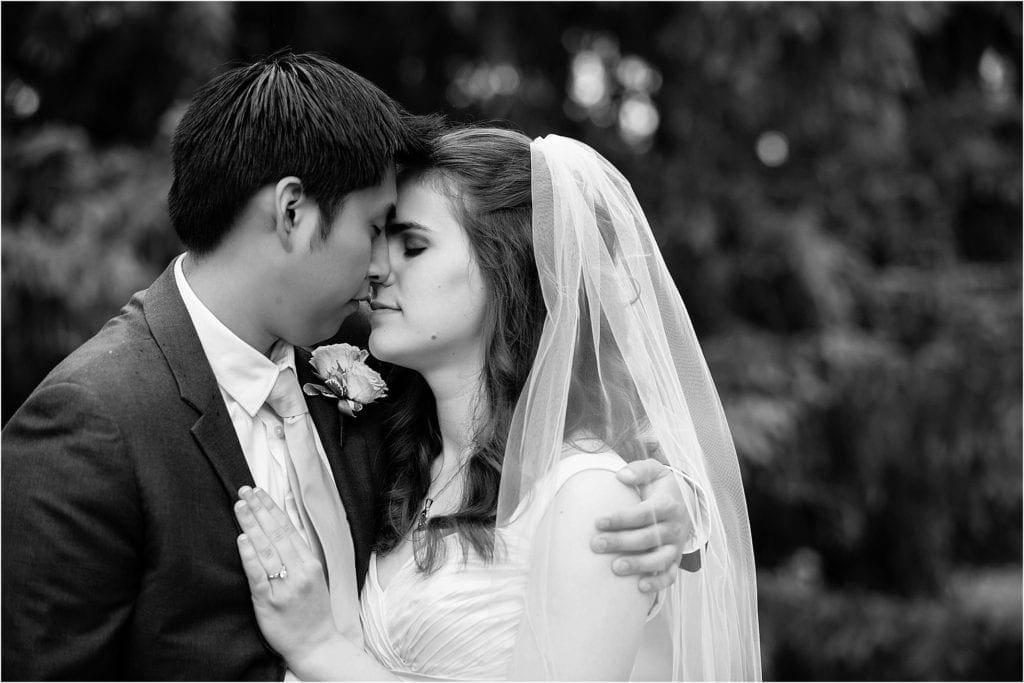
[190,401,256,501]
[144,261,255,500]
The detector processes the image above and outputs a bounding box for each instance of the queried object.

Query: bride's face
[368,177,488,374]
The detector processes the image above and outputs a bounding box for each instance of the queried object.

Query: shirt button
[274,425,285,439]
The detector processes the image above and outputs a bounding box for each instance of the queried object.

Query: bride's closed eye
[386,219,430,257]
[402,240,427,257]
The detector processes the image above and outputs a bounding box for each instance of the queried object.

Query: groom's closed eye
[369,205,395,238]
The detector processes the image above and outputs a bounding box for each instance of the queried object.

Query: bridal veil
[497,134,761,680]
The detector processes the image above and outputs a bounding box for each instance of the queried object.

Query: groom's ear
[273,176,306,251]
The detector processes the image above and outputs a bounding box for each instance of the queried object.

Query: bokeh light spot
[5,79,40,119]
[616,56,662,94]
[979,47,1008,90]
[449,61,522,105]
[570,50,607,108]
[756,131,789,167]
[492,63,521,95]
[618,95,660,146]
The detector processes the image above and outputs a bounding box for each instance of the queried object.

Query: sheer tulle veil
[497,135,761,680]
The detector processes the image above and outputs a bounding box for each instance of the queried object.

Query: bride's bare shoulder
[553,441,637,509]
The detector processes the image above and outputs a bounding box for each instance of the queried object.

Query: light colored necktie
[266,367,363,646]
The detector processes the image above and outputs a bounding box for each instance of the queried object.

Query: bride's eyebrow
[385,220,432,236]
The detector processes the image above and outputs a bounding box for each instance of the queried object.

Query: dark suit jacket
[1,263,385,681]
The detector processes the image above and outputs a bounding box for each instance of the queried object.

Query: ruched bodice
[359,452,628,681]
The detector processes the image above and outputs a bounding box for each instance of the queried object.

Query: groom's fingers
[611,543,681,578]
[593,520,683,554]
[637,566,678,594]
[615,458,669,487]
[595,495,679,532]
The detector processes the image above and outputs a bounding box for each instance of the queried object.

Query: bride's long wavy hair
[375,127,645,571]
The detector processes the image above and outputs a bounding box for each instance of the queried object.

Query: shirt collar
[173,254,295,417]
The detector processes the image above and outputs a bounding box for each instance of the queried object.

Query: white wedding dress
[360,451,652,681]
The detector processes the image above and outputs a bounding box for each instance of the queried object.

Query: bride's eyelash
[404,246,426,257]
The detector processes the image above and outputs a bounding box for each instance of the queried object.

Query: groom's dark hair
[168,51,432,254]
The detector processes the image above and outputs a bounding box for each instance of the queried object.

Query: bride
[232,127,761,680]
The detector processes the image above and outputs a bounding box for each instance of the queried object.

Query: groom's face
[278,167,397,346]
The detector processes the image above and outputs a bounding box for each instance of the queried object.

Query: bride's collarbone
[375,542,417,590]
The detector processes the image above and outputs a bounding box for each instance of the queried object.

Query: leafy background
[2,3,1020,679]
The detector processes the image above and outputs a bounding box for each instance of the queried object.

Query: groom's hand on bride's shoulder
[589,459,710,593]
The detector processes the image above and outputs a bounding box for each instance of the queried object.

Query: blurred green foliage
[2,2,1021,679]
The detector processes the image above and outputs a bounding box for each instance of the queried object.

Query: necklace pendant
[417,497,434,531]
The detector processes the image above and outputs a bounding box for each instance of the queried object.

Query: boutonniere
[302,343,388,418]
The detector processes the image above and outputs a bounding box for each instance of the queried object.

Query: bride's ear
[273,176,306,251]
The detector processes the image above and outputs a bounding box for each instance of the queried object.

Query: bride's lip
[369,301,400,312]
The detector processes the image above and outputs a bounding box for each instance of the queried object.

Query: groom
[2,52,698,680]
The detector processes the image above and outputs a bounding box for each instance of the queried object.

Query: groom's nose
[367,231,391,283]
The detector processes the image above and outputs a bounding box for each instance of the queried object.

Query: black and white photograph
[1,2,1020,681]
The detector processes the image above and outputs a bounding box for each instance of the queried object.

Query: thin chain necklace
[416,457,470,532]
